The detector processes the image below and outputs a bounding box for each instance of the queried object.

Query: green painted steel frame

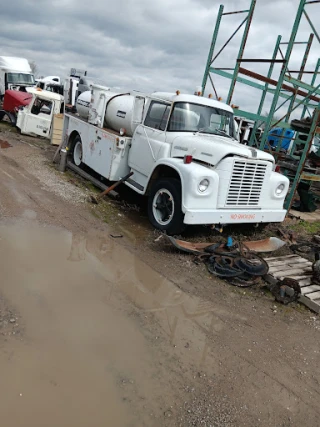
[201,0,320,214]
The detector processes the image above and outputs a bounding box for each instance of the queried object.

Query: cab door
[128,100,171,176]
[23,98,53,138]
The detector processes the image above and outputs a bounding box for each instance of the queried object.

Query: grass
[290,220,320,235]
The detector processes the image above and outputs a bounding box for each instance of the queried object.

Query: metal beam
[303,10,320,44]
[283,33,313,122]
[280,41,308,44]
[201,5,224,94]
[222,9,249,15]
[210,17,248,64]
[259,0,307,151]
[210,67,315,106]
[301,58,320,118]
[236,59,286,63]
[234,108,292,128]
[283,74,320,95]
[286,70,320,74]
[226,0,256,104]
[239,67,320,102]
[272,82,320,128]
[248,35,282,146]
[285,108,320,210]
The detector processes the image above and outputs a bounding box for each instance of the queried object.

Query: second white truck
[0,56,35,99]
[62,84,289,234]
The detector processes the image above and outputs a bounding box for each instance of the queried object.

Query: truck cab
[16,88,64,139]
[0,57,35,99]
[126,92,288,231]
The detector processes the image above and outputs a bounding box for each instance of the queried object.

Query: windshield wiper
[195,126,211,136]
[214,128,233,139]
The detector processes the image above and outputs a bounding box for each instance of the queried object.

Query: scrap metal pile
[166,236,271,287]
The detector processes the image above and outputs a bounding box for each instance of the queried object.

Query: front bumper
[184,209,287,225]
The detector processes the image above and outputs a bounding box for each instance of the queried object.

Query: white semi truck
[0,56,35,99]
[62,84,289,234]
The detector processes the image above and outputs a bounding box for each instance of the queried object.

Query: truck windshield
[168,102,235,138]
[7,73,35,85]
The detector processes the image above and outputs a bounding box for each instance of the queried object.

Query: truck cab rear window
[144,101,170,131]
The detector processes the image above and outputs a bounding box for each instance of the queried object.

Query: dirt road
[0,123,319,426]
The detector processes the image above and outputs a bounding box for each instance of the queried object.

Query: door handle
[135,131,142,135]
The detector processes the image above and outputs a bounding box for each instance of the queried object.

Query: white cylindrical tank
[104,94,135,136]
[80,86,141,136]
[76,90,91,119]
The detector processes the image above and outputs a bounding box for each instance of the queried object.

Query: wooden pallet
[264,254,320,313]
[51,114,64,146]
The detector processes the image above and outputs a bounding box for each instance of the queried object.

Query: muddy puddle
[0,219,243,426]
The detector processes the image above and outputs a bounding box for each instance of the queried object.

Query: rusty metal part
[89,171,133,204]
[229,273,261,287]
[291,242,320,254]
[206,256,244,278]
[234,253,269,276]
[238,67,320,102]
[243,237,286,252]
[165,235,285,255]
[0,139,12,149]
[278,229,297,244]
[270,278,301,305]
[165,235,218,254]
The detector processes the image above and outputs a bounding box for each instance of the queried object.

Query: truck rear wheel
[148,178,185,235]
[72,136,83,166]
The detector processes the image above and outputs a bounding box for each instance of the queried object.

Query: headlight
[275,183,285,195]
[198,179,210,192]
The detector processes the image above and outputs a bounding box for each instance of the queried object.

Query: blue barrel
[267,127,294,150]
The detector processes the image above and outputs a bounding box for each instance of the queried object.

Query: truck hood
[170,134,274,165]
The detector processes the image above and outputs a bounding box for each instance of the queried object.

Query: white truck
[0,56,35,99]
[62,84,289,234]
[16,87,64,139]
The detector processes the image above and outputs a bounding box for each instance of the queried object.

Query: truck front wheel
[148,179,185,235]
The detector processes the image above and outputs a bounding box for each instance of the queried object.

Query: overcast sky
[1,0,319,115]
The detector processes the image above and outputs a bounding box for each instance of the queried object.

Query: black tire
[71,135,83,166]
[148,178,185,235]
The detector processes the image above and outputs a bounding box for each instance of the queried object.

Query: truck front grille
[225,160,267,207]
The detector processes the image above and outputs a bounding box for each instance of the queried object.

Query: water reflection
[67,229,241,368]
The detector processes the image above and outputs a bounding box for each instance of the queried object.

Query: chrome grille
[226,160,267,207]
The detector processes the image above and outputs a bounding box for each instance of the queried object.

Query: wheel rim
[73,141,82,166]
[152,189,174,226]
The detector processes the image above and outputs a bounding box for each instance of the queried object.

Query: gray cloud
[1,0,319,118]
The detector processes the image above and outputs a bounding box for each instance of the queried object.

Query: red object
[3,90,32,113]
[184,155,193,164]
[275,165,280,173]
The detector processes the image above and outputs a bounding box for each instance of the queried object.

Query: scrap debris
[165,235,286,255]
[0,139,11,149]
[165,235,269,287]
[270,277,301,305]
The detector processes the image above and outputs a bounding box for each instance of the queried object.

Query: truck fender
[146,158,220,212]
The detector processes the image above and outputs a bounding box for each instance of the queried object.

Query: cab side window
[144,101,170,131]
[31,99,53,116]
